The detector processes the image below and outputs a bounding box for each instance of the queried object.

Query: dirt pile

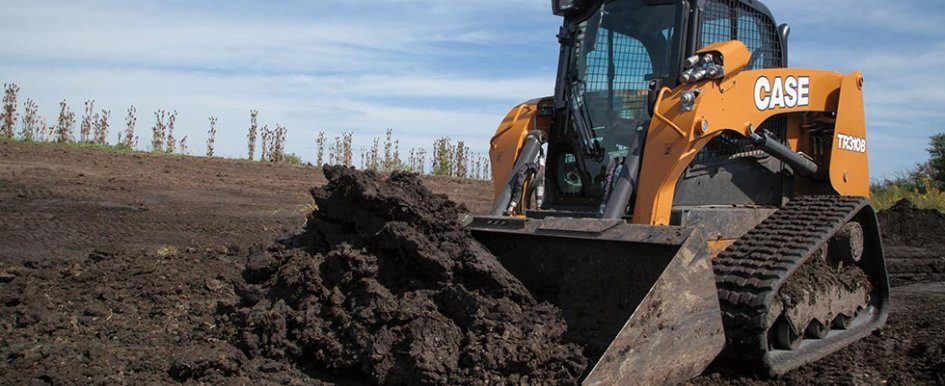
[879,199,945,247]
[878,199,945,286]
[224,167,587,385]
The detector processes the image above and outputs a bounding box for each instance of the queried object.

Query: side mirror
[778,23,791,44]
[778,23,791,66]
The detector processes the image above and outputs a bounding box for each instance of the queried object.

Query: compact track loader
[469,0,889,384]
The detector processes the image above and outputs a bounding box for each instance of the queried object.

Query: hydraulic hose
[490,130,545,216]
[602,129,647,219]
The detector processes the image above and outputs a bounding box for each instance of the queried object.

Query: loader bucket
[469,216,725,385]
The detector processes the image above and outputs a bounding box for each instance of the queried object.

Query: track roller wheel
[805,320,829,339]
[832,314,853,330]
[774,318,803,350]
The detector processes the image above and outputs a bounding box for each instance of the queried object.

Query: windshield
[558,0,678,200]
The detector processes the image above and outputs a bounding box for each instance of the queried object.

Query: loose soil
[1,140,943,385]
[225,166,586,384]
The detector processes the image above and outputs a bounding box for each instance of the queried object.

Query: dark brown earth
[1,140,943,385]
[225,166,586,384]
[0,141,492,262]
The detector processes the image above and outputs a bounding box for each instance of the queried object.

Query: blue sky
[1,0,942,179]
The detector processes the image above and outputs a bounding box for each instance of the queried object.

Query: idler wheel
[829,222,865,265]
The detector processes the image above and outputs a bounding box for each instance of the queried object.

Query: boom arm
[633,41,869,225]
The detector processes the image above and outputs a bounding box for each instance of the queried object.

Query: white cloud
[0,0,559,164]
[766,1,945,178]
[0,63,547,161]
[336,74,552,100]
[2,0,942,179]
[0,0,555,74]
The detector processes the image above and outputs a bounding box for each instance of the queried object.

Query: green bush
[283,153,303,165]
[871,180,945,213]
[870,132,945,212]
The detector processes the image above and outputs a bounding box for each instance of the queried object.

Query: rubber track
[712,195,876,374]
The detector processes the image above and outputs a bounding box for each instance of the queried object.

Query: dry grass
[248,110,258,160]
[21,98,38,141]
[123,105,136,148]
[315,131,326,165]
[1,83,20,138]
[55,100,76,143]
[297,203,319,214]
[94,109,110,145]
[206,116,217,157]
[156,246,179,258]
[165,111,177,154]
[2,81,493,180]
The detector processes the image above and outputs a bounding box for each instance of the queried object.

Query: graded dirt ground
[1,140,943,385]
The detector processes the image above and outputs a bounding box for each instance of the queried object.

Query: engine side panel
[674,154,787,207]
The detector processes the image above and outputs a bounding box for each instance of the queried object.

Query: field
[1,140,943,385]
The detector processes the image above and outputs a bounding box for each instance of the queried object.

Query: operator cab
[543,0,789,216]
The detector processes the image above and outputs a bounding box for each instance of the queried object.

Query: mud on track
[687,202,945,386]
[1,140,944,385]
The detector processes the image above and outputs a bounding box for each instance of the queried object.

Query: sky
[1,0,943,179]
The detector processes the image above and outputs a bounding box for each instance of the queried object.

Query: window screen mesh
[580,28,652,121]
[700,0,782,70]
[696,0,784,162]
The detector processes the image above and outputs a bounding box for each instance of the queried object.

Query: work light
[552,0,586,16]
